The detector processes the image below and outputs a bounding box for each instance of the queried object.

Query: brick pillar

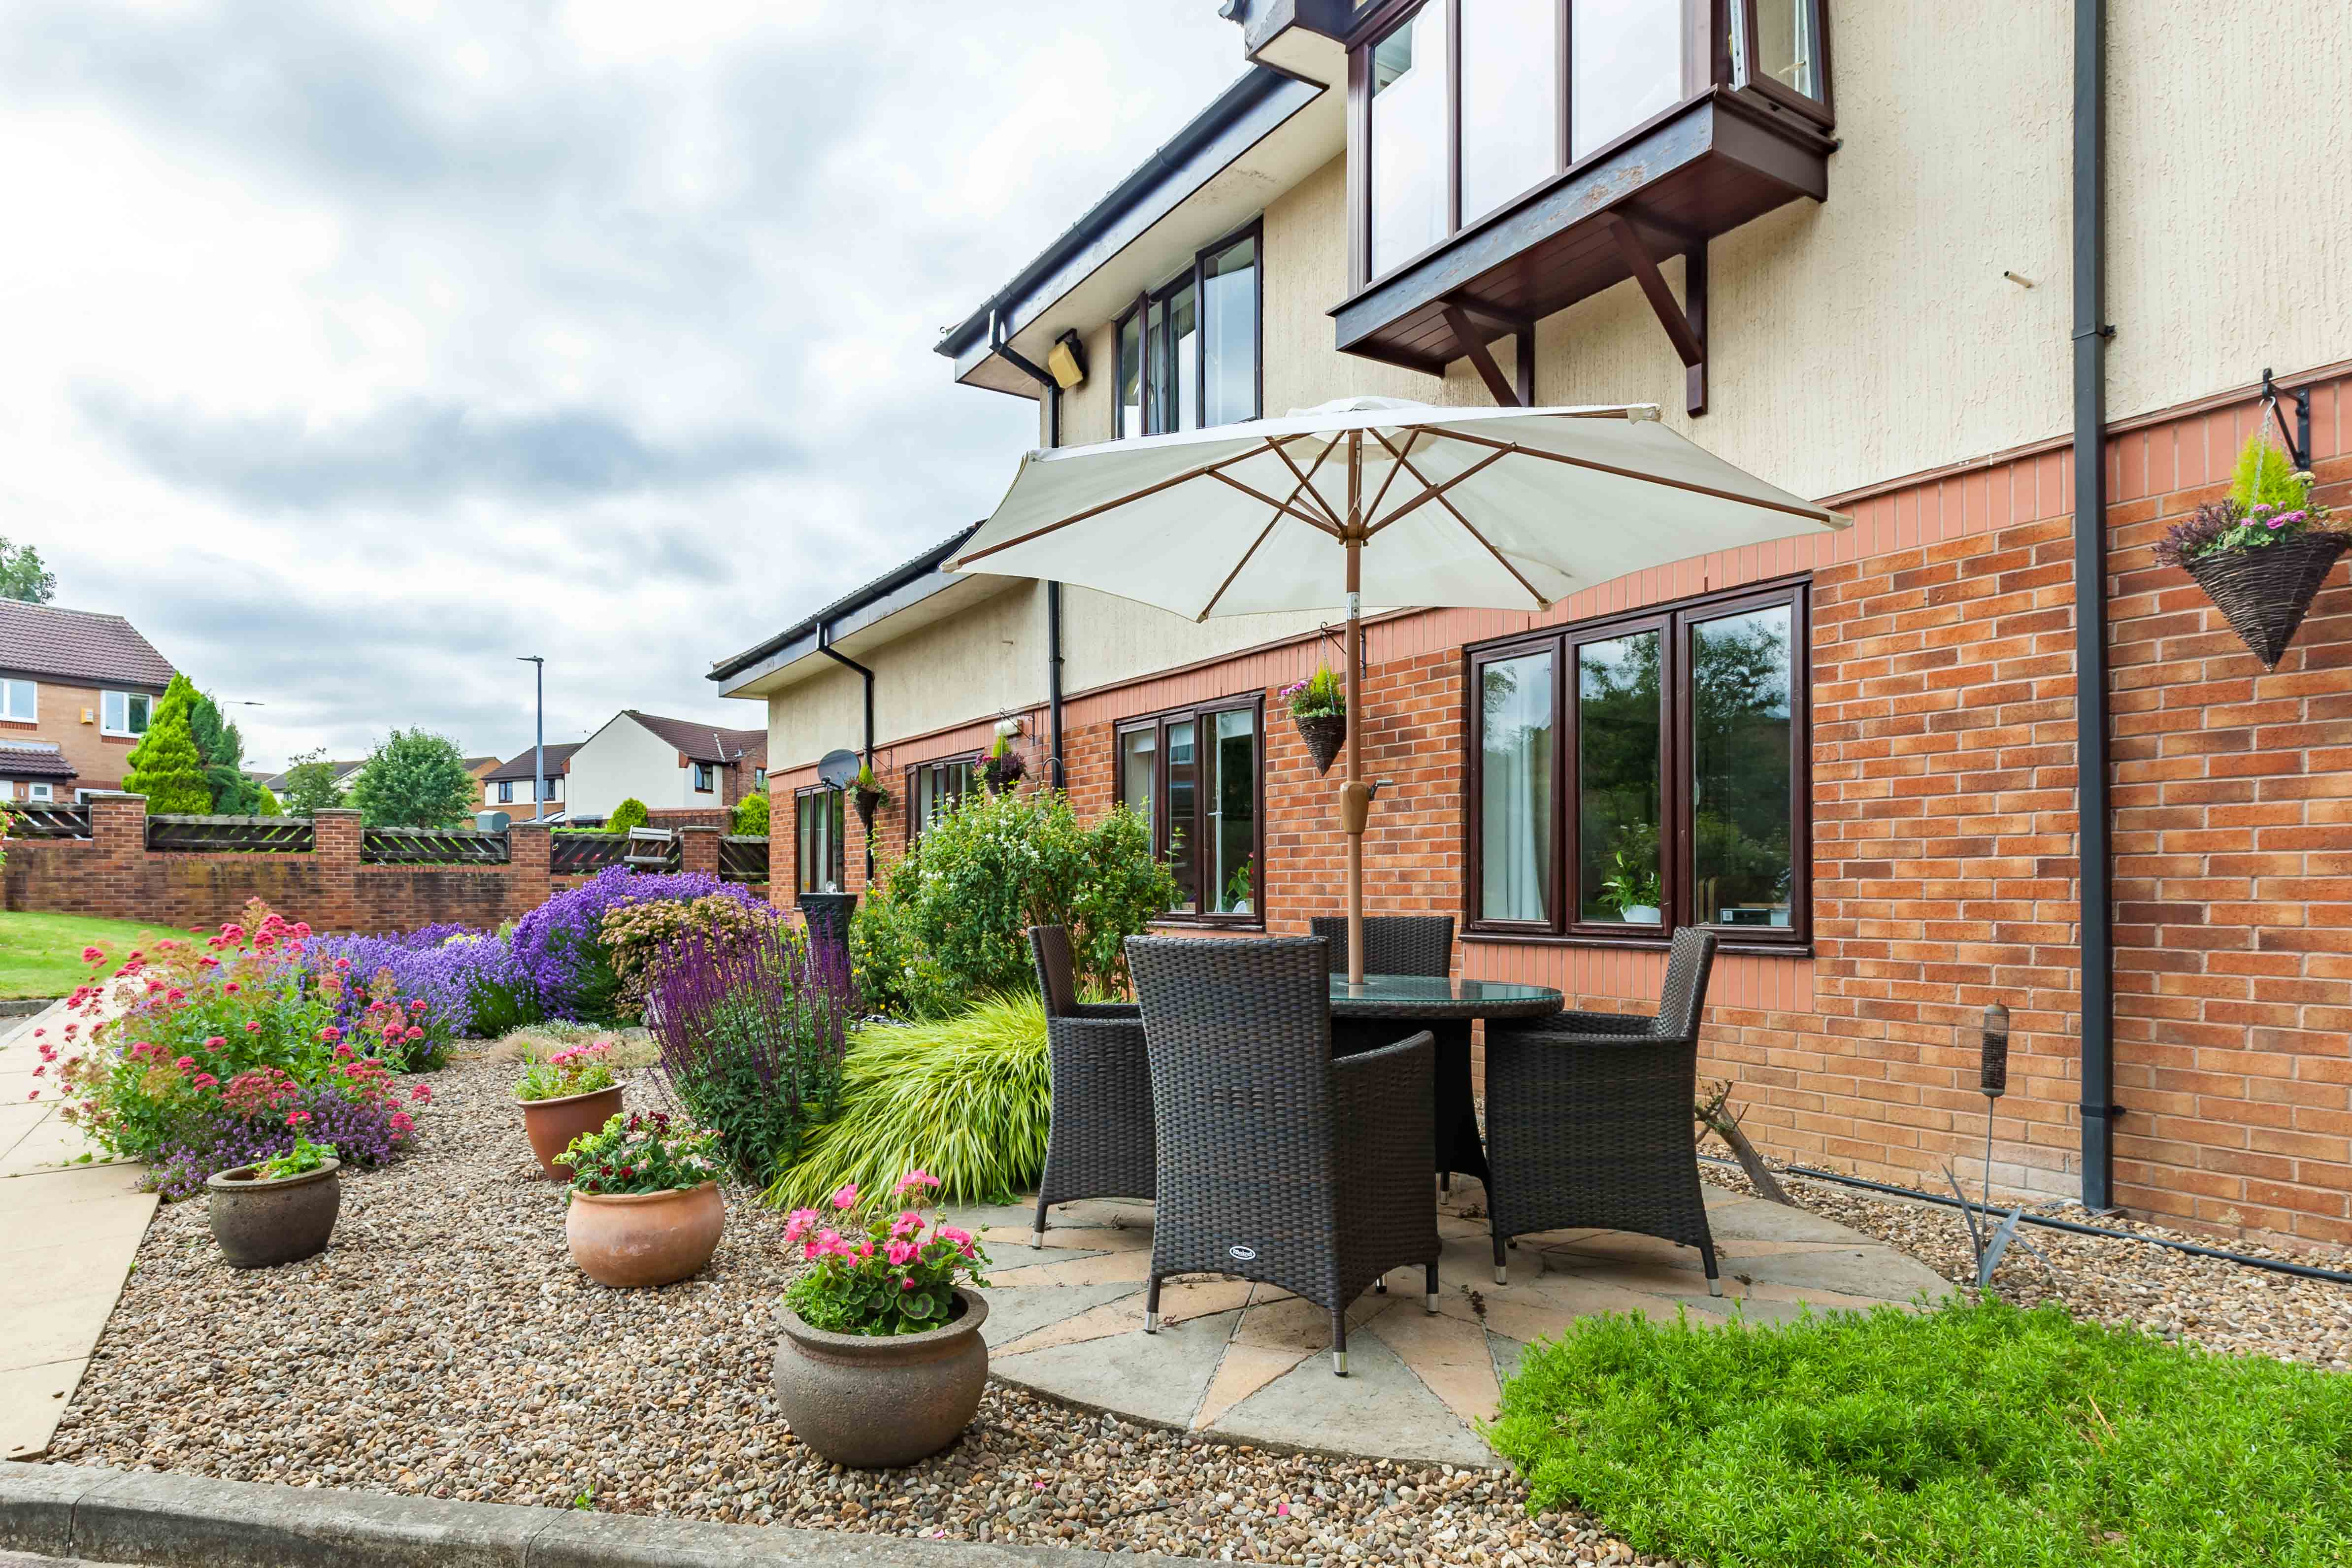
[507,821,552,920]
[82,791,149,921]
[310,808,363,933]
[678,824,721,878]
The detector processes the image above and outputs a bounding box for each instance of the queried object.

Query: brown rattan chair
[1028,926,1155,1249]
[1126,934,1440,1375]
[1482,927,1723,1294]
[1308,915,1456,979]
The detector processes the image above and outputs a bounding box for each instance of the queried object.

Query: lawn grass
[0,909,191,1000]
[1489,1298,2352,1568]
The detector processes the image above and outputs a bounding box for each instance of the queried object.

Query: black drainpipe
[816,622,876,880]
[2072,0,2119,1213]
[993,310,1067,788]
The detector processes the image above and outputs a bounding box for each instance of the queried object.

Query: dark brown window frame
[691,762,714,793]
[1113,218,1265,439]
[1116,692,1268,929]
[1463,574,1811,953]
[1346,0,1831,289]
[903,753,981,848]
[793,784,846,896]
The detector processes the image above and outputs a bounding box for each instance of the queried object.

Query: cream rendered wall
[565,718,692,818]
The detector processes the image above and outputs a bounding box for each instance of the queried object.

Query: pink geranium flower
[830,1182,860,1211]
[892,1169,941,1197]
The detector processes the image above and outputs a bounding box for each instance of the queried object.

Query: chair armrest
[1334,1031,1437,1180]
[1048,1014,1148,1061]
[1070,1001,1142,1021]
[1521,1008,1655,1037]
[1333,1030,1435,1104]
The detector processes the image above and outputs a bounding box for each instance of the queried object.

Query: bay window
[795,786,845,895]
[1117,696,1263,922]
[1467,579,1806,946]
[906,756,978,844]
[1115,223,1260,437]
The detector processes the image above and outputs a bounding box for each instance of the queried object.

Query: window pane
[102,691,122,731]
[1369,4,1449,277]
[1200,237,1257,427]
[128,694,150,734]
[1168,280,1198,433]
[1577,632,1662,925]
[1145,297,1173,434]
[1692,605,1794,928]
[1479,652,1555,923]
[0,680,30,721]
[1460,0,1559,223]
[1571,0,1683,160]
[1119,729,1157,835]
[1754,0,1821,99]
[1207,708,1258,914]
[1118,312,1143,436]
[1165,719,1198,914]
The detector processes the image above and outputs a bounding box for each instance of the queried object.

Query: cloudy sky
[0,0,1245,770]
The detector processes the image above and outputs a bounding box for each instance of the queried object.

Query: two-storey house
[0,600,175,802]
[564,710,767,821]
[716,2,2352,1248]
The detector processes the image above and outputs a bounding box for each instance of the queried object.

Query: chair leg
[1424,1262,1439,1314]
[1145,1275,1162,1333]
[1492,1231,1509,1286]
[1330,1310,1348,1377]
[1700,1240,1722,1298]
[1031,1195,1049,1250]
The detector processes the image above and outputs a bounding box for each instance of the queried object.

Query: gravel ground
[50,1058,1670,1568]
[1700,1147,2352,1371]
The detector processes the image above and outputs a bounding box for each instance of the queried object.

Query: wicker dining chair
[1028,926,1155,1249]
[1482,927,1723,1293]
[1308,915,1456,978]
[1126,935,1440,1375]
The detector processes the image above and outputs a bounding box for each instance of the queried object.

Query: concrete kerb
[0,1464,1214,1567]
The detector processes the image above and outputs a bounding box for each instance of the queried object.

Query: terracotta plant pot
[771,1288,989,1468]
[206,1159,341,1269]
[1294,712,1346,776]
[518,1084,624,1181]
[566,1181,725,1288]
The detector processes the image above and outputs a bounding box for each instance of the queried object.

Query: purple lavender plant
[646,923,855,1184]
[510,867,772,1022]
[306,925,535,1047]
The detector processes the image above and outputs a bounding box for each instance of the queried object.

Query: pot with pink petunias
[771,1172,991,1468]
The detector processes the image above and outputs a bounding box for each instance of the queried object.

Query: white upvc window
[101,690,151,737]
[27,781,52,802]
[0,679,34,722]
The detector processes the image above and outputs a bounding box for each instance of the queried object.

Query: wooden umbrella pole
[1343,431,1367,986]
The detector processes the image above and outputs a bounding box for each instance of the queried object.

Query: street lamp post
[517,657,545,822]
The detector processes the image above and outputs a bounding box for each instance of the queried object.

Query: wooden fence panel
[146,814,315,854]
[550,833,630,875]
[4,804,92,840]
[719,835,769,883]
[361,826,508,866]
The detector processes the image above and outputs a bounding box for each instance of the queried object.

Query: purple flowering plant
[509,867,771,1022]
[305,925,535,1051]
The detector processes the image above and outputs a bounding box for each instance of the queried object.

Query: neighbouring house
[563,710,767,822]
[715,3,2352,1249]
[260,758,370,799]
[461,754,500,790]
[0,600,175,801]
[481,742,582,819]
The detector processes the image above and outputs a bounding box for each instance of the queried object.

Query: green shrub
[1490,1299,2352,1568]
[351,730,479,828]
[731,790,769,836]
[764,994,1048,1213]
[277,750,347,818]
[849,850,958,1019]
[123,675,213,815]
[596,893,778,1020]
[255,787,283,818]
[607,797,650,834]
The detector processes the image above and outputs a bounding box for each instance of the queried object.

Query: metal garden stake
[1943,1001,2044,1290]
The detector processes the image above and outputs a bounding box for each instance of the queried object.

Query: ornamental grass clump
[562,1110,722,1196]
[764,994,1048,1213]
[782,1170,990,1336]
[647,922,854,1185]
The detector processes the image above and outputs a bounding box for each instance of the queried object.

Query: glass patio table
[1328,974,1563,1191]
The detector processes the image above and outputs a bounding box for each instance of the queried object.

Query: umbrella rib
[1367,438,1550,609]
[951,440,1284,567]
[1207,469,1345,537]
[1361,428,1421,525]
[1196,516,1282,622]
[1415,426,1840,525]
[1265,435,1346,527]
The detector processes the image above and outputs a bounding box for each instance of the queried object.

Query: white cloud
[0,0,1245,769]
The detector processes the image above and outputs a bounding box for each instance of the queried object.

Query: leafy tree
[278,750,347,818]
[187,691,264,814]
[0,536,55,604]
[254,787,283,818]
[349,729,478,828]
[122,676,212,814]
[607,797,650,834]
[730,789,769,835]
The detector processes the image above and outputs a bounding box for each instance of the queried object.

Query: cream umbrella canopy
[946,397,1847,983]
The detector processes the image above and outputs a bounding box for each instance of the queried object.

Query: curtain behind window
[1480,651,1554,922]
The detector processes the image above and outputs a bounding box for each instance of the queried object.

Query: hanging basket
[981,750,1027,796]
[853,787,884,833]
[1294,713,1347,776]
[2180,533,2352,669]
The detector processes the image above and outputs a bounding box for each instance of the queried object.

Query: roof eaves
[706,522,982,686]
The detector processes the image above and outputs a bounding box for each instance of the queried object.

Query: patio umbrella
[946,397,1846,984]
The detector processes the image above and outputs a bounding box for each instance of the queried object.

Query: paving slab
[1214,1327,1493,1469]
[992,1302,1241,1429]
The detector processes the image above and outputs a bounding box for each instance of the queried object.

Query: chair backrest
[1126,935,1338,1196]
[1028,925,1080,1018]
[1306,915,1456,978]
[1654,927,1719,1039]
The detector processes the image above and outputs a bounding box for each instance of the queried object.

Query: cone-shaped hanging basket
[1294,713,1346,776]
[2181,533,2352,669]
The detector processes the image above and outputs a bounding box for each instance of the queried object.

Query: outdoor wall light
[1046,329,1087,391]
[995,715,1025,740]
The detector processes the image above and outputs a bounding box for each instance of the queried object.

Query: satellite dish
[816,748,861,789]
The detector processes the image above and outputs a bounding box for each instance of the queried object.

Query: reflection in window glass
[1119,729,1157,833]
[910,759,976,841]
[1165,719,1198,914]
[1570,0,1683,161]
[1691,606,1793,928]
[1207,708,1259,914]
[1754,0,1821,99]
[1460,0,1559,223]
[1117,312,1143,436]
[1369,4,1449,277]
[1168,281,1198,434]
[797,790,844,896]
[1200,236,1258,427]
[1480,652,1555,923]
[1577,632,1661,925]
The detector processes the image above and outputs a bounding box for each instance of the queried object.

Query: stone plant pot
[772,1288,989,1469]
[566,1181,725,1288]
[519,1084,624,1181]
[206,1159,341,1269]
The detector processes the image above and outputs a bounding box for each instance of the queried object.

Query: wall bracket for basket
[2261,367,2312,472]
